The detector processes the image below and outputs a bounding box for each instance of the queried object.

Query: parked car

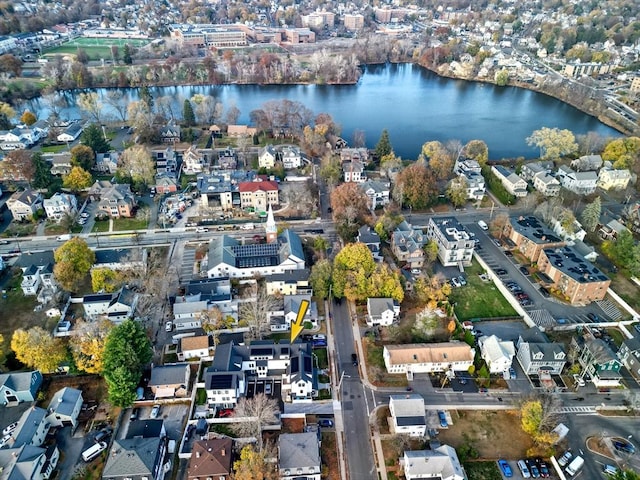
[526,459,540,478]
[558,450,572,467]
[94,427,112,443]
[218,409,234,418]
[265,383,272,395]
[520,266,530,275]
[351,353,358,366]
[165,321,173,332]
[613,440,635,454]
[504,250,513,257]
[437,411,448,428]
[458,275,467,286]
[587,312,601,322]
[509,367,516,379]
[2,423,17,436]
[451,277,461,288]
[536,458,549,477]
[539,286,550,298]
[318,419,334,428]
[517,460,531,478]
[498,460,513,477]
[150,404,161,419]
[130,408,139,421]
[492,238,503,247]
[495,268,508,276]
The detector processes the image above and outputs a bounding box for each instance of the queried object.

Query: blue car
[498,460,513,477]
[437,411,448,428]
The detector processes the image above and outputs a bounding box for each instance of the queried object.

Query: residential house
[537,246,610,305]
[278,433,321,480]
[93,248,146,272]
[97,183,137,218]
[532,172,561,196]
[402,447,466,480]
[367,298,400,327]
[491,165,527,197]
[0,444,59,480]
[178,335,215,361]
[391,221,427,269]
[151,147,178,175]
[578,338,622,388]
[204,341,316,405]
[160,122,181,144]
[154,174,179,194]
[557,166,598,195]
[598,218,628,241]
[454,159,485,201]
[217,149,237,169]
[205,219,304,279]
[265,269,312,296]
[383,342,475,375]
[270,294,318,332]
[196,172,236,211]
[182,145,207,174]
[43,193,77,222]
[7,189,43,221]
[10,407,50,448]
[342,159,365,183]
[258,145,278,169]
[127,419,166,440]
[478,335,515,374]
[388,394,426,437]
[45,387,83,428]
[148,363,190,399]
[360,180,390,209]
[515,328,567,375]
[173,278,235,330]
[281,145,303,169]
[95,152,119,174]
[0,371,42,405]
[357,225,382,261]
[187,438,233,480]
[519,161,554,181]
[102,437,167,480]
[227,125,257,137]
[48,153,73,176]
[617,336,640,381]
[82,287,138,322]
[340,148,369,166]
[15,251,56,297]
[56,122,83,143]
[597,167,632,191]
[571,154,603,172]
[503,216,565,263]
[238,178,279,211]
[425,217,475,267]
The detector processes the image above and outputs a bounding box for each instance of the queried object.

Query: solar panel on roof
[209,374,234,389]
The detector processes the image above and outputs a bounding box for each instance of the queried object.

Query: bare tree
[104,91,128,123]
[231,394,279,451]
[240,285,280,341]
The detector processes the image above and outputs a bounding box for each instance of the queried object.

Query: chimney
[196,451,200,458]
[221,449,226,456]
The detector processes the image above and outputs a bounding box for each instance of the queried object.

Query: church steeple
[265,204,277,244]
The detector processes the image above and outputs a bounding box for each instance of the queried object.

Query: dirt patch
[281,417,305,433]
[437,410,535,460]
[321,431,340,480]
[586,436,616,460]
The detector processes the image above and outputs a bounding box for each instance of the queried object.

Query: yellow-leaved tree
[62,166,93,192]
[11,327,67,373]
[54,237,96,291]
[70,320,113,374]
[233,445,277,480]
[91,267,123,293]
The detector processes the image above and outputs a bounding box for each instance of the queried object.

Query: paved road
[331,299,377,480]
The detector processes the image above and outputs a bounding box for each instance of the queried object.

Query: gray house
[148,363,190,399]
[0,371,43,405]
[516,328,567,375]
[618,336,640,381]
[46,387,83,428]
[278,432,321,480]
[10,406,50,448]
[102,437,167,480]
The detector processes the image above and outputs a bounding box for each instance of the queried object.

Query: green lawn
[92,221,111,233]
[112,217,148,231]
[462,461,503,480]
[44,38,149,60]
[314,348,328,369]
[449,261,518,321]
[40,145,68,153]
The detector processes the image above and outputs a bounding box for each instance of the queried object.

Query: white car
[195,227,209,233]
[2,422,17,436]
[150,405,161,419]
[165,321,173,332]
[80,212,90,219]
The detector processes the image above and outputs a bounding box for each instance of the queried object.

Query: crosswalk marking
[528,309,556,328]
[553,406,597,413]
[596,299,623,321]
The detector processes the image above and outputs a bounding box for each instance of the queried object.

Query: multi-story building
[278,433,321,480]
[43,193,77,222]
[388,395,426,437]
[343,14,365,30]
[578,338,622,388]
[238,179,279,211]
[491,165,527,197]
[425,217,475,267]
[258,145,277,169]
[7,189,43,221]
[97,184,137,218]
[343,159,365,183]
[515,328,567,375]
[503,216,565,263]
[597,167,632,191]
[383,342,475,375]
[537,246,610,305]
[301,11,335,29]
[182,146,207,174]
[391,221,427,268]
[169,24,247,48]
[557,166,598,195]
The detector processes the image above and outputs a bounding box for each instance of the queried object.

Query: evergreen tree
[32,153,55,190]
[375,129,392,158]
[81,124,111,154]
[183,99,195,127]
[140,85,153,109]
[123,43,133,65]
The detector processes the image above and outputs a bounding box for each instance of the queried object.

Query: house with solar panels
[204,340,317,406]
[204,206,305,278]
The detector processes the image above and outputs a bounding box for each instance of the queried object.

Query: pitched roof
[238,179,278,193]
[102,438,162,479]
[479,335,515,363]
[384,342,474,365]
[187,438,233,479]
[179,335,212,352]
[403,446,465,480]
[149,364,189,386]
[0,371,41,394]
[47,387,82,417]
[278,432,321,470]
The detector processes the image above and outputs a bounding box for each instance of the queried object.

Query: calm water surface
[31,63,619,159]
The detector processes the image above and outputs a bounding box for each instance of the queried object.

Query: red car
[218,409,234,418]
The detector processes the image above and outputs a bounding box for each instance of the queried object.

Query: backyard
[449,261,518,321]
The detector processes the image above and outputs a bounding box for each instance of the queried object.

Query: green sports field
[43,37,150,60]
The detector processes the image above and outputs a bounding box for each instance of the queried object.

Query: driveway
[55,426,88,480]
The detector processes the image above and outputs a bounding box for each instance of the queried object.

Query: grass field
[44,38,149,60]
[449,260,518,321]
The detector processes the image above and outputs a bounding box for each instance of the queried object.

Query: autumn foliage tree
[526,127,578,160]
[519,397,560,453]
[11,327,67,373]
[463,139,489,165]
[394,163,438,209]
[602,136,640,170]
[233,445,277,480]
[63,166,93,192]
[20,111,36,126]
[70,144,95,171]
[1,149,35,184]
[91,268,123,293]
[70,320,113,374]
[53,237,96,291]
[330,182,371,241]
[421,140,454,180]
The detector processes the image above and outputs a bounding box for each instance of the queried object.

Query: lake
[30,63,619,159]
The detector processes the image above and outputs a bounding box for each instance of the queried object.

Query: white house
[177,335,214,361]
[182,145,207,174]
[7,189,43,221]
[532,172,561,196]
[478,335,515,374]
[491,165,527,197]
[383,342,475,375]
[343,159,365,183]
[597,167,632,191]
[557,166,598,195]
[45,387,83,428]
[56,122,83,143]
[43,193,77,222]
[388,395,426,437]
[426,217,475,267]
[402,447,466,480]
[269,294,317,332]
[360,180,390,209]
[258,145,277,169]
[280,145,303,169]
[82,287,137,323]
[367,297,400,327]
